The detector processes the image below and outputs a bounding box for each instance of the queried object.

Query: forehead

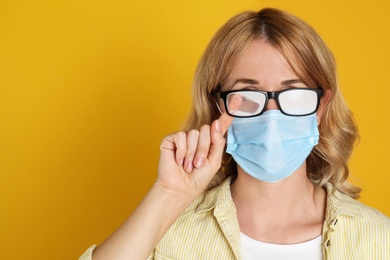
[226,40,300,89]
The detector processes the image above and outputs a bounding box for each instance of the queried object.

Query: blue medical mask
[226,110,319,182]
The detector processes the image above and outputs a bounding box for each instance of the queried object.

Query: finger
[206,112,233,169]
[218,112,234,135]
[228,94,243,114]
[170,132,187,166]
[241,99,260,113]
[193,124,211,169]
[184,129,200,173]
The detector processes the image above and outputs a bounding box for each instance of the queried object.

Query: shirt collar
[194,177,234,214]
[194,177,363,219]
[324,182,363,220]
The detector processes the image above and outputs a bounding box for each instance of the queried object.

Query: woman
[80,7,390,260]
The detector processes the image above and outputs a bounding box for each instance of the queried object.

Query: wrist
[151,182,196,212]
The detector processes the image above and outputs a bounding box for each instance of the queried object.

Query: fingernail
[185,161,193,172]
[194,158,204,168]
[216,120,221,132]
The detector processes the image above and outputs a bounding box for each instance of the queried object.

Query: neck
[231,163,326,244]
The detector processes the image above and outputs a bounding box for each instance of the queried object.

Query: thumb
[207,112,233,169]
[218,112,234,135]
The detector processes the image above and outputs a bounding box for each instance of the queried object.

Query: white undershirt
[240,232,322,260]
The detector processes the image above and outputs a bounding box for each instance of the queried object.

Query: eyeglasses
[216,88,324,117]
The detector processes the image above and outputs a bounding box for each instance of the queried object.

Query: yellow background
[0,0,389,259]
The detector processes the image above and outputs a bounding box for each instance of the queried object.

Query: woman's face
[222,39,329,121]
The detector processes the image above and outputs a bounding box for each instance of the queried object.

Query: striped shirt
[80,178,390,260]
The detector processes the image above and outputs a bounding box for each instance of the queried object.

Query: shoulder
[324,186,390,257]
[326,184,390,232]
[153,178,239,259]
[154,182,226,248]
[346,198,390,229]
[181,176,236,216]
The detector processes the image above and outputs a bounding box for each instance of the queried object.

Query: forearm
[92,184,193,260]
[90,115,231,259]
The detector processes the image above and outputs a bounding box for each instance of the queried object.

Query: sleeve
[78,245,156,259]
[78,245,96,260]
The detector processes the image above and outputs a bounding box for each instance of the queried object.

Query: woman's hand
[91,113,233,260]
[156,112,233,200]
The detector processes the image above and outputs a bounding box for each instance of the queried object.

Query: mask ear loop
[215,99,223,115]
[210,84,224,115]
[222,126,234,172]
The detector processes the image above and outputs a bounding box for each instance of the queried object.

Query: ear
[316,89,331,125]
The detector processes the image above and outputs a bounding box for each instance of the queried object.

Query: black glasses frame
[216,88,324,117]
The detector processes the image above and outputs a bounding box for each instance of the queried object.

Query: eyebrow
[281,79,305,85]
[230,78,260,88]
[230,78,305,88]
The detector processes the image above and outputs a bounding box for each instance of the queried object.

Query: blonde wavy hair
[182,8,361,199]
